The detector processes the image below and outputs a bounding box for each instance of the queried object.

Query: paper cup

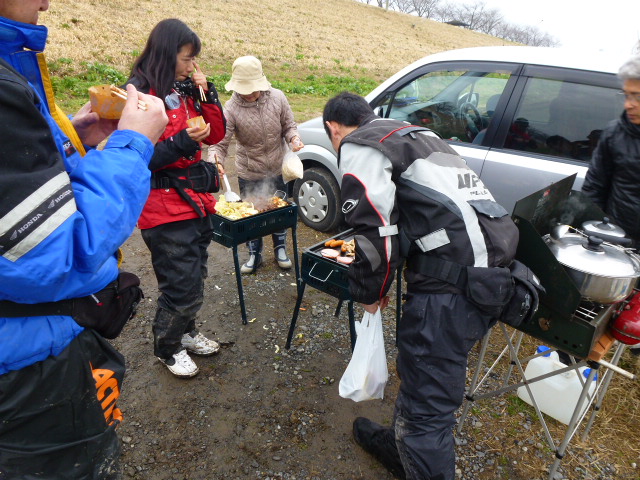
[186,116,206,129]
[88,85,126,120]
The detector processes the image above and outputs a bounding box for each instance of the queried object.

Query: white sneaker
[159,350,199,378]
[181,332,220,356]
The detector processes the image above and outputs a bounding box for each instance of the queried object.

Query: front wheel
[293,167,342,232]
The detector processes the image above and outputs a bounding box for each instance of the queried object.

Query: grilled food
[324,239,344,248]
[216,195,259,219]
[341,239,355,257]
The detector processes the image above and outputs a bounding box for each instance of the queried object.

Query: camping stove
[510,174,627,358]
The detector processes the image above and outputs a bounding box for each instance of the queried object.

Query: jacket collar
[621,111,640,139]
[0,15,48,53]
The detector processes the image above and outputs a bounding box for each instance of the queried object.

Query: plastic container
[517,346,597,425]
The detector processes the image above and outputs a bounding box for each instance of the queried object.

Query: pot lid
[582,217,626,238]
[546,234,640,278]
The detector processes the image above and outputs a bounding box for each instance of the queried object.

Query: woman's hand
[186,123,211,143]
[290,135,304,152]
[192,61,208,92]
[207,150,225,174]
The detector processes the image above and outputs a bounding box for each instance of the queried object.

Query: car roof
[366,46,627,101]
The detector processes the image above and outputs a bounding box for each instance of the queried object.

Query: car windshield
[374,68,512,143]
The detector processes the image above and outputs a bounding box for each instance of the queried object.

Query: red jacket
[138,83,225,229]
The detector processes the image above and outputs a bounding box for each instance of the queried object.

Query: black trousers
[393,292,494,480]
[141,216,214,359]
[0,330,124,479]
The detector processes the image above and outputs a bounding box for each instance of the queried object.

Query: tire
[293,167,343,232]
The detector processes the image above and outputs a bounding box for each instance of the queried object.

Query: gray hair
[618,55,640,81]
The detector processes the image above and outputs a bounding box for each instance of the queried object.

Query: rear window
[504,78,623,161]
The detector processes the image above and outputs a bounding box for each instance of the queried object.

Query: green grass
[50,64,377,121]
[50,61,128,113]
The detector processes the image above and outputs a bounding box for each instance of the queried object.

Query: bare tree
[395,0,442,17]
[433,2,462,23]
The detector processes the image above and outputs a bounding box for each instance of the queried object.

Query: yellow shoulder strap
[36,52,86,157]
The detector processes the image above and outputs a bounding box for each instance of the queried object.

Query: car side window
[377,68,512,144]
[504,78,623,161]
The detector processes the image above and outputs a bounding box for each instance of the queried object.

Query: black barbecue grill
[210,202,300,324]
[286,228,402,350]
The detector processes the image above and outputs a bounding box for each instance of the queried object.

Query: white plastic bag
[339,308,389,402]
[281,148,304,183]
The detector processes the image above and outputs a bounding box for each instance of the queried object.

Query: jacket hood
[621,111,640,139]
[0,16,48,52]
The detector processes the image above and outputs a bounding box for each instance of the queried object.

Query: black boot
[353,417,406,480]
[241,238,263,274]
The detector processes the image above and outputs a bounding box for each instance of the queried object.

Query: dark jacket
[339,116,517,304]
[582,113,640,241]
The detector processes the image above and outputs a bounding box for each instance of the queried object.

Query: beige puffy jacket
[211,88,299,181]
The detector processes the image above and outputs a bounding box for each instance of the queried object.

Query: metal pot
[581,217,632,246]
[544,231,640,304]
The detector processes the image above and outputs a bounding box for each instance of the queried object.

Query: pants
[0,330,125,480]
[393,292,494,480]
[141,216,214,359]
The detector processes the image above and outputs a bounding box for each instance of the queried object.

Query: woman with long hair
[127,18,226,378]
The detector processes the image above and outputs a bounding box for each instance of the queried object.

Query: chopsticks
[110,85,147,111]
[198,85,207,102]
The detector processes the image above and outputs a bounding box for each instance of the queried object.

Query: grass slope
[42,0,510,116]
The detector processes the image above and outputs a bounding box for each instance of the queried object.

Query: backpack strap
[406,254,468,290]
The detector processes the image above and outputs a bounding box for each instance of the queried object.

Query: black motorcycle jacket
[339,116,518,303]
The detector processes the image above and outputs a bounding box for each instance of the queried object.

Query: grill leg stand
[335,300,343,317]
[348,300,356,351]
[285,281,307,349]
[232,244,248,324]
[548,366,599,480]
[457,330,492,434]
[291,224,301,295]
[581,342,626,441]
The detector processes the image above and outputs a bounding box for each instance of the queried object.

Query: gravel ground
[108,221,634,480]
[109,151,635,480]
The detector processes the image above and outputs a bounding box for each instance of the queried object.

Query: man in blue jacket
[0,1,168,478]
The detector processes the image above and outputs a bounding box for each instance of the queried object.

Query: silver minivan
[293,46,628,231]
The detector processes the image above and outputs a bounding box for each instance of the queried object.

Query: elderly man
[582,55,640,244]
[0,0,167,478]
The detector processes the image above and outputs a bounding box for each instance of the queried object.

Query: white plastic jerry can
[517,346,597,425]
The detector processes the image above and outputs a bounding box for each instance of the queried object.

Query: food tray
[211,204,297,247]
[302,229,355,300]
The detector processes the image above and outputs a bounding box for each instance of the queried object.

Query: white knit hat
[224,56,271,95]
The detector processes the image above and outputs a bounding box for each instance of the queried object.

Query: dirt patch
[111,165,639,480]
[114,222,402,480]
